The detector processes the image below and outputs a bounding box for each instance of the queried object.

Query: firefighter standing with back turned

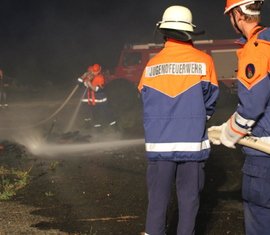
[78,63,116,128]
[208,0,270,234]
[138,5,219,235]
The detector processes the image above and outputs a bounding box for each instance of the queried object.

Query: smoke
[0,85,144,158]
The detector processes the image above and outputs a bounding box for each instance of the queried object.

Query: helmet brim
[158,28,205,41]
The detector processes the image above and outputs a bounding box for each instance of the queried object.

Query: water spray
[24,137,145,157]
[64,88,87,132]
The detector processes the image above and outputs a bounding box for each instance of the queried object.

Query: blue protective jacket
[138,39,219,161]
[234,27,270,157]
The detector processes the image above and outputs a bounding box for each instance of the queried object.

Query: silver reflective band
[157,20,196,27]
[235,112,255,127]
[81,98,107,103]
[145,62,206,77]
[145,140,210,152]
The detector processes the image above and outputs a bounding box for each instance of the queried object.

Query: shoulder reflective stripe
[145,140,210,152]
[235,112,255,127]
[145,62,207,77]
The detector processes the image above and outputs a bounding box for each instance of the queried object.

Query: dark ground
[0,86,245,235]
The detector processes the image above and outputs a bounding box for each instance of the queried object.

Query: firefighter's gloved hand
[210,114,249,149]
[77,78,90,89]
[219,122,237,149]
[209,112,252,149]
[208,122,237,148]
[83,81,89,88]
[209,137,221,145]
[222,113,251,148]
[208,124,224,145]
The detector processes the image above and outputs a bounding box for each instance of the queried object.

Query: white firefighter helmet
[157,5,196,32]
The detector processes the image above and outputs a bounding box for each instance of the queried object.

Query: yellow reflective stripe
[145,140,210,152]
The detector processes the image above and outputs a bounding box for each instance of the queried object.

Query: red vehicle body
[107,39,241,94]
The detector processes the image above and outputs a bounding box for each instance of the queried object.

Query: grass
[0,166,31,200]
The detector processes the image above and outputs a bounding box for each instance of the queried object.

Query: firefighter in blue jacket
[209,0,270,234]
[138,5,219,235]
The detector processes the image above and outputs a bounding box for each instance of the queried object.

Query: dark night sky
[0,0,269,85]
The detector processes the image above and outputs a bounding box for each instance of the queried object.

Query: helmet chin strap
[232,10,244,36]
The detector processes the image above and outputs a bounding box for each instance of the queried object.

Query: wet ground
[0,86,245,235]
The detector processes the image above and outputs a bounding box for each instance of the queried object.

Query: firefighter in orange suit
[209,1,270,234]
[78,64,116,128]
[138,6,219,235]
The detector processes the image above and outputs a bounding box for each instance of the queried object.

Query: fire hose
[208,129,270,154]
[0,84,79,130]
[34,84,79,126]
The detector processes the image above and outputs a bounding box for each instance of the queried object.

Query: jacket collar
[165,38,193,47]
[238,25,265,44]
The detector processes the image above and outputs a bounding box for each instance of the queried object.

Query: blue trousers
[242,155,270,235]
[145,160,205,235]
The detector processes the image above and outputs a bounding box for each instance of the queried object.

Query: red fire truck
[105,39,240,131]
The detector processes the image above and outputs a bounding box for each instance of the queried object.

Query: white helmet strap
[239,2,261,15]
[157,20,196,28]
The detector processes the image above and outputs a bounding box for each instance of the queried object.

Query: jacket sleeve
[236,44,270,124]
[202,58,219,119]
